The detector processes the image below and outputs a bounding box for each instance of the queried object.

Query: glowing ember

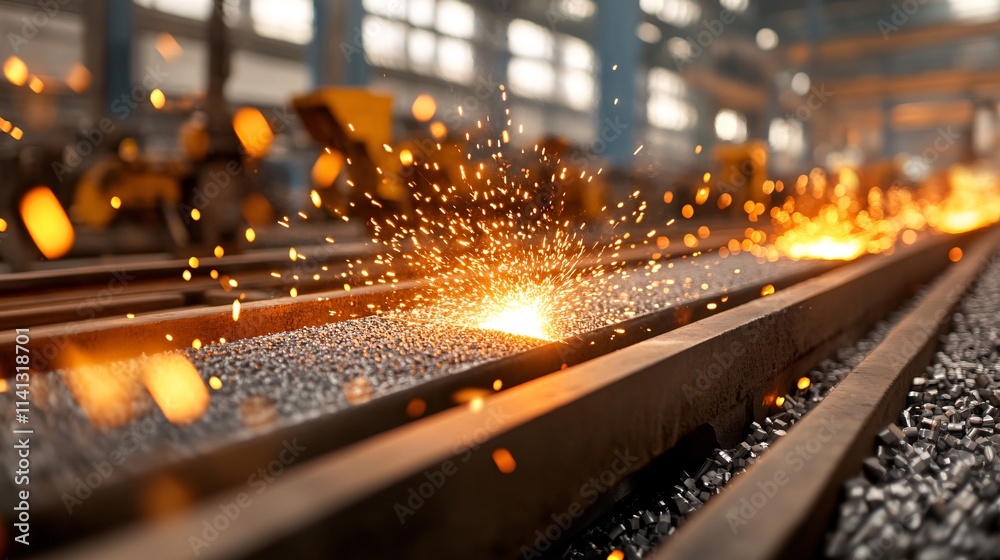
[142,354,210,425]
[20,186,75,259]
[476,289,555,340]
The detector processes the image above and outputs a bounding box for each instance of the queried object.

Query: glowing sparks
[797,377,811,390]
[143,354,210,425]
[476,289,556,341]
[20,186,74,259]
[232,299,241,322]
[492,448,517,474]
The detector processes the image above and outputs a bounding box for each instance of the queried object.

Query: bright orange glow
[476,288,555,340]
[406,398,427,418]
[60,347,141,428]
[429,121,447,140]
[718,193,732,209]
[492,448,517,474]
[412,94,437,122]
[233,107,273,158]
[949,247,963,262]
[399,149,414,166]
[683,233,698,248]
[188,256,199,269]
[0,378,7,392]
[65,63,92,93]
[797,377,811,390]
[142,354,210,425]
[761,284,775,296]
[695,187,709,205]
[3,56,27,85]
[656,236,669,249]
[20,186,74,259]
[493,379,503,391]
[209,376,223,390]
[28,76,43,93]
[245,227,256,242]
[681,204,694,218]
[0,218,4,232]
[214,245,224,258]
[150,88,166,109]
[110,196,122,209]
[663,191,674,204]
[311,151,343,188]
[775,396,785,407]
[155,32,183,61]
[608,552,625,560]
[190,208,201,221]
[310,189,322,208]
[10,127,22,140]
[232,299,241,321]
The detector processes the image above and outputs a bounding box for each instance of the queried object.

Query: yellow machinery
[71,137,184,229]
[711,140,769,214]
[292,88,606,228]
[293,89,408,217]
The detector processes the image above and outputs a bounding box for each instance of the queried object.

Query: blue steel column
[344,0,369,85]
[105,0,133,116]
[309,0,328,87]
[595,0,639,169]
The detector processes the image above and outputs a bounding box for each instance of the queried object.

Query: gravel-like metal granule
[824,254,1000,560]
[0,252,817,494]
[559,287,923,560]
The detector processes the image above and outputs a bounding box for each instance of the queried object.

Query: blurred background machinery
[1,0,1000,267]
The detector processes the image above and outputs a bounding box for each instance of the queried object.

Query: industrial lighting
[637,22,662,43]
[714,109,748,142]
[791,72,811,96]
[3,56,27,86]
[412,94,437,122]
[756,28,779,50]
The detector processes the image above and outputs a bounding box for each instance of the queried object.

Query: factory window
[436,0,476,38]
[509,58,556,100]
[362,1,478,84]
[639,0,701,27]
[507,20,595,111]
[363,16,408,69]
[408,0,436,28]
[647,68,695,130]
[714,109,748,142]
[949,0,1000,21]
[134,0,210,20]
[363,0,405,18]
[719,0,749,13]
[508,19,555,59]
[768,117,805,156]
[250,0,314,44]
[552,0,597,21]
[134,0,241,23]
[436,37,475,83]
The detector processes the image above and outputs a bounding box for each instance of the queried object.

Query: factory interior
[4,0,1000,559]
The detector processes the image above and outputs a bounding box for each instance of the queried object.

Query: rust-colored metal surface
[38,231,977,560]
[654,228,1000,560]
